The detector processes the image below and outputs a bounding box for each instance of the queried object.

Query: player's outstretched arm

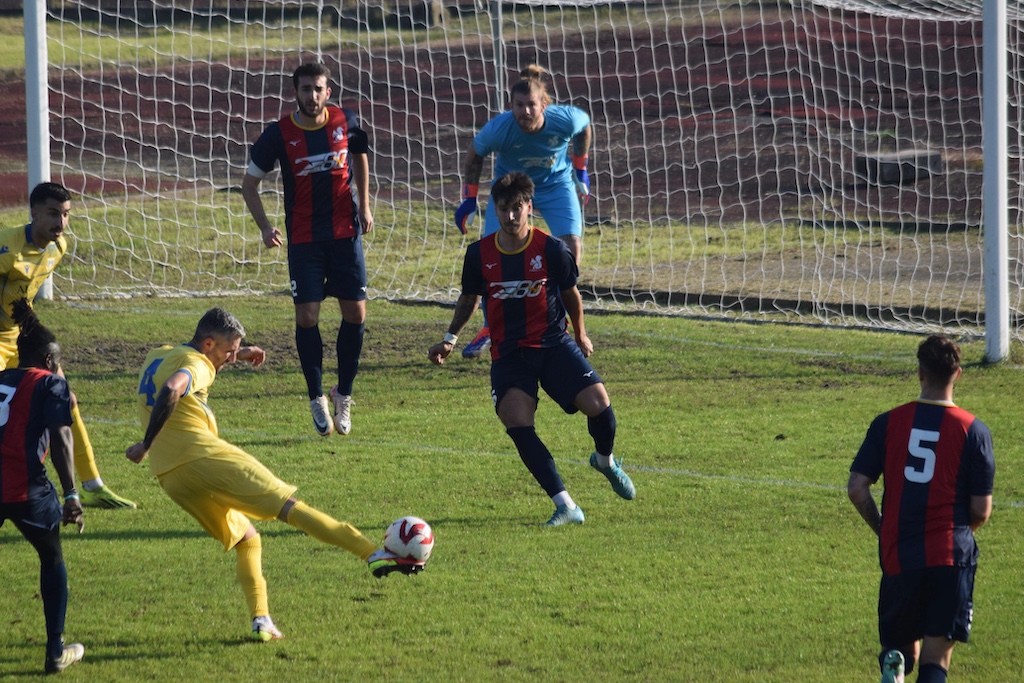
[238,345,266,368]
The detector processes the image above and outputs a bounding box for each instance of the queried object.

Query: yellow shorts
[157,445,298,551]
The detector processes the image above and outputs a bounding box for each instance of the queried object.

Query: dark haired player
[0,299,85,673]
[429,171,634,526]
[0,182,136,509]
[242,62,373,438]
[848,335,994,683]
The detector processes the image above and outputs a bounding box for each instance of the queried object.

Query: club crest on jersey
[332,126,346,143]
[295,150,348,176]
[490,278,547,300]
[529,255,543,271]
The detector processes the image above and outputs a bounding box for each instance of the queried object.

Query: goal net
[39,0,1024,336]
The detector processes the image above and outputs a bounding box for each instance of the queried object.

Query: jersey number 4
[138,358,164,407]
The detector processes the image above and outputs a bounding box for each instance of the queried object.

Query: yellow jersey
[136,343,224,476]
[0,225,68,334]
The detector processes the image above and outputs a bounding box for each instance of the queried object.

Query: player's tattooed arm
[126,372,187,463]
[448,293,480,337]
[428,293,481,365]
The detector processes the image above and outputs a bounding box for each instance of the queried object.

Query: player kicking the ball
[127,308,418,642]
[430,172,634,526]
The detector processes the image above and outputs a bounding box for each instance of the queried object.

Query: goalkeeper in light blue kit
[454,63,592,359]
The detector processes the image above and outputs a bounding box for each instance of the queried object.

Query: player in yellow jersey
[126,307,420,641]
[0,182,136,509]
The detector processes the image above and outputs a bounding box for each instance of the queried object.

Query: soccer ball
[384,515,435,563]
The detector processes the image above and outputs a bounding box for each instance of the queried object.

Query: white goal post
[23,0,1024,357]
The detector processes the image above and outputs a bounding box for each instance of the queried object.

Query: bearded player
[0,182,136,509]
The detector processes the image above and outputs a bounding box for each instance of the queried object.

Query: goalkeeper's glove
[454,184,479,234]
[572,155,590,205]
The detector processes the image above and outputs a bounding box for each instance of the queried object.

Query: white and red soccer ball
[384,516,435,563]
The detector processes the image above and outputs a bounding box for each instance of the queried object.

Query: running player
[430,172,633,526]
[453,64,592,359]
[242,62,373,437]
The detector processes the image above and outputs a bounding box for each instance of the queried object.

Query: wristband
[64,491,79,501]
[571,155,589,171]
[462,184,479,199]
[443,332,459,345]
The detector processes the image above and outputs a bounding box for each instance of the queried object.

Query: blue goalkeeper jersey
[473,104,590,192]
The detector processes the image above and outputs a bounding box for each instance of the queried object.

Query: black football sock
[295,324,324,399]
[506,426,565,497]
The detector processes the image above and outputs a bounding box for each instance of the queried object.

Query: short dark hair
[917,335,961,383]
[29,182,72,208]
[292,63,332,89]
[490,171,535,208]
[12,299,59,368]
[192,308,246,344]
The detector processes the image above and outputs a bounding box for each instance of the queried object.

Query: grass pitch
[1,297,1021,681]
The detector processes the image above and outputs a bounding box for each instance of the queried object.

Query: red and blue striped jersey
[0,367,72,503]
[249,105,369,244]
[461,228,577,360]
[851,400,995,575]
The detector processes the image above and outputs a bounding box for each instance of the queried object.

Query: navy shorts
[490,337,603,414]
[0,490,62,533]
[878,565,976,646]
[287,236,367,304]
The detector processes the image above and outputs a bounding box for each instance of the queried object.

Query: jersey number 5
[905,428,939,484]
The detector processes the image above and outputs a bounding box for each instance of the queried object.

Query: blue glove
[454,184,479,234]
[574,167,590,205]
[454,197,477,234]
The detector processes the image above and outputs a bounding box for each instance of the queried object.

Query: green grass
[0,297,1021,681]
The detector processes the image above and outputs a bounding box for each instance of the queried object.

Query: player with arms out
[242,62,373,437]
[126,308,421,642]
[430,172,633,526]
[848,335,994,683]
[454,63,592,359]
[0,300,85,674]
[0,182,135,509]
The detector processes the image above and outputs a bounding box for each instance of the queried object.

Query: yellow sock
[235,535,268,618]
[70,403,101,483]
[285,501,377,561]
